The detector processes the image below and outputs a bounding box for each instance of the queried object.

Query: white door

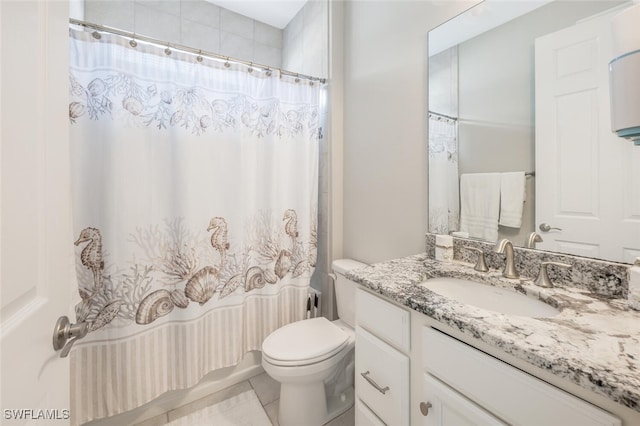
[535,6,640,263]
[421,374,505,426]
[0,0,74,423]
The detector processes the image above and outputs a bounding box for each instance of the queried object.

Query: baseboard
[85,351,264,425]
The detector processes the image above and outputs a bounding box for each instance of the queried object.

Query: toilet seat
[262,317,350,367]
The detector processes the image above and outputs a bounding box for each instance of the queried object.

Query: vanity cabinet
[355,288,410,426]
[353,286,625,426]
[420,327,621,426]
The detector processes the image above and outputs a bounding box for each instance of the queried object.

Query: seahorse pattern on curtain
[428,116,460,234]
[68,28,321,424]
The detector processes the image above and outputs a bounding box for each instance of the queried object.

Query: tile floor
[135,372,354,426]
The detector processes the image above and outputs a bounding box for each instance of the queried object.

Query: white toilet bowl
[261,259,365,426]
[262,317,355,426]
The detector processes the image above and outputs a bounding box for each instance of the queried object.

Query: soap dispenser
[435,234,454,263]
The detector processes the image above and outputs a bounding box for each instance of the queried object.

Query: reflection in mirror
[428,0,640,263]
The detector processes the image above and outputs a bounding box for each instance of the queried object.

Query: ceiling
[207,0,307,29]
[429,0,554,56]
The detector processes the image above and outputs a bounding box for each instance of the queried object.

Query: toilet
[261,259,365,426]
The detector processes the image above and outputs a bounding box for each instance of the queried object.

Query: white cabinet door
[356,399,386,426]
[356,326,410,426]
[421,374,506,426]
[423,327,621,426]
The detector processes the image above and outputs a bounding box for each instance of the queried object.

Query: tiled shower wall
[282,0,328,77]
[280,1,330,297]
[84,0,284,68]
[82,0,330,298]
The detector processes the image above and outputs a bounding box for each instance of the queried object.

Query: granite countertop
[346,253,640,413]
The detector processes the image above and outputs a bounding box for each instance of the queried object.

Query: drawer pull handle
[420,401,433,416]
[361,370,389,395]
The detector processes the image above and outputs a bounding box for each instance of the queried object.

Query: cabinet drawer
[356,326,409,426]
[356,288,410,352]
[423,327,621,426]
[356,398,386,426]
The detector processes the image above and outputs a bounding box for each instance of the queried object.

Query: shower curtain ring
[196,50,203,62]
[164,45,172,55]
[129,35,137,48]
[92,31,101,40]
[224,57,230,68]
[248,62,254,73]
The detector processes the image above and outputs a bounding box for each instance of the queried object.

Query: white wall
[341,0,475,264]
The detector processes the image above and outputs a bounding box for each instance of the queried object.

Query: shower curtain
[428,116,459,234]
[68,28,321,424]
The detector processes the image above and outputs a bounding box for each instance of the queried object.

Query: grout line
[132,411,169,426]
[258,400,274,426]
[248,376,257,392]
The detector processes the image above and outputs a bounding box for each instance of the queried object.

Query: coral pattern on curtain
[68,28,321,424]
[428,116,459,234]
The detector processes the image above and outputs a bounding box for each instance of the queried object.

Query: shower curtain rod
[69,18,327,84]
[428,111,457,122]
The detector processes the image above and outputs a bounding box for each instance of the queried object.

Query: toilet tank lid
[332,259,367,275]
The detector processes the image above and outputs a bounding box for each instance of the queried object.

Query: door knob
[52,316,88,358]
[420,401,433,416]
[539,223,562,232]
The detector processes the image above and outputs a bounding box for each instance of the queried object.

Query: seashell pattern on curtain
[68,28,321,425]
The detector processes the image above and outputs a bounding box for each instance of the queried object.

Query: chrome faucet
[525,232,543,249]
[494,239,519,279]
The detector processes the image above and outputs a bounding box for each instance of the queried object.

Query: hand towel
[499,172,526,228]
[459,173,501,242]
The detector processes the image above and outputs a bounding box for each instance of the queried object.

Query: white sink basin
[421,277,560,318]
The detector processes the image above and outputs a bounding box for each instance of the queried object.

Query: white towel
[499,172,526,228]
[459,173,501,242]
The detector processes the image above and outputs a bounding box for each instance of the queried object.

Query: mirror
[428,0,640,263]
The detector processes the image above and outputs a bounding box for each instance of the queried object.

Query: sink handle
[525,232,543,249]
[534,261,572,288]
[462,246,489,272]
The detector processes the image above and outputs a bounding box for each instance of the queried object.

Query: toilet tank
[332,259,367,328]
